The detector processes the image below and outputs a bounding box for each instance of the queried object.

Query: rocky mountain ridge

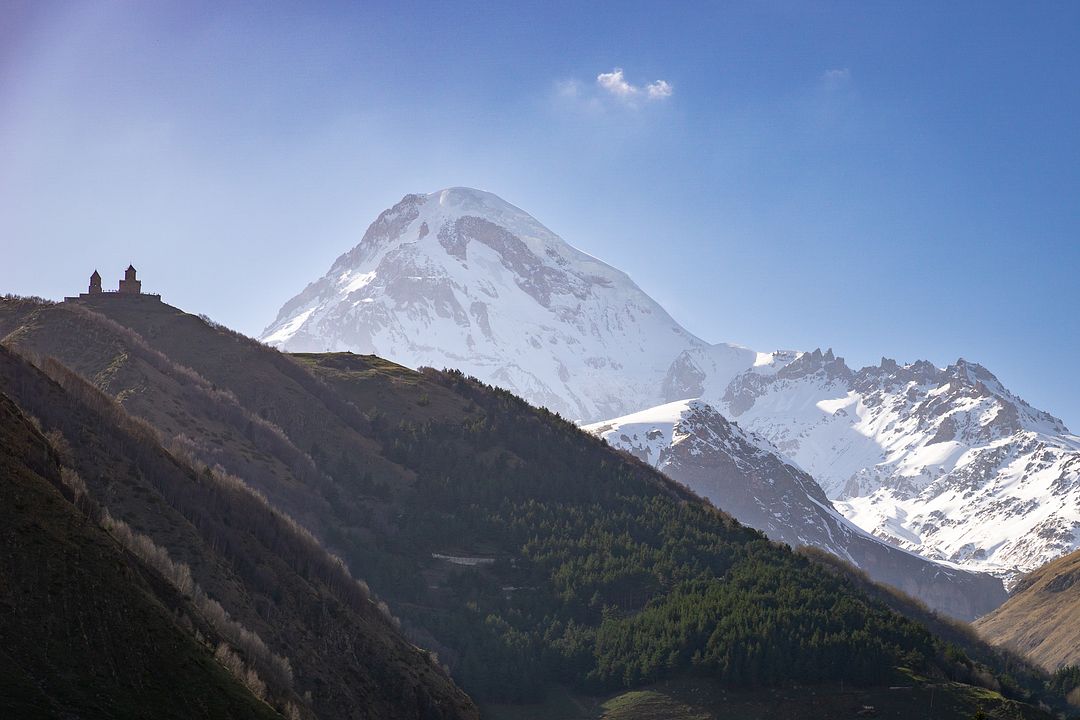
[698,349,1080,577]
[585,398,1007,620]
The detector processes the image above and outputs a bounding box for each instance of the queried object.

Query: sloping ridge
[0,390,279,720]
[975,548,1080,670]
[0,314,479,720]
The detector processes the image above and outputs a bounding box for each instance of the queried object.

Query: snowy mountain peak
[261,188,704,421]
[429,187,553,238]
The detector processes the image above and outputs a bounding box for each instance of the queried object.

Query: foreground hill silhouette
[0,300,477,720]
[0,294,1072,718]
[0,391,279,719]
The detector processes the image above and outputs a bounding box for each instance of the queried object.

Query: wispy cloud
[595,68,673,103]
[556,79,582,98]
[821,68,851,88]
[805,67,859,132]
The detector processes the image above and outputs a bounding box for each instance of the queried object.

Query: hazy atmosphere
[3,0,1078,430]
[5,4,1080,719]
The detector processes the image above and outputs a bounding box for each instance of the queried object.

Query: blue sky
[2,1,1078,427]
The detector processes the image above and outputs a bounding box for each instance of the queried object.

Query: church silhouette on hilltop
[66,265,161,302]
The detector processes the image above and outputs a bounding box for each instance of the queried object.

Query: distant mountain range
[263,188,1080,581]
[698,349,1080,579]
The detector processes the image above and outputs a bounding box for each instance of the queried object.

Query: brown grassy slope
[0,298,356,534]
[0,390,281,720]
[0,343,479,720]
[975,548,1080,671]
[0,297,423,596]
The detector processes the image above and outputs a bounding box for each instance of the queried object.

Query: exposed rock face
[262,188,703,421]
[586,399,1007,620]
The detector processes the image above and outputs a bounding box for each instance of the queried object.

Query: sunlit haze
[2,1,1078,428]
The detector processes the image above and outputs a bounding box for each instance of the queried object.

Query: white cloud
[595,68,673,102]
[597,68,637,97]
[646,79,673,99]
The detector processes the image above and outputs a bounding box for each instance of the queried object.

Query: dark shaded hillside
[0,296,1069,718]
[0,391,279,720]
[798,548,1050,696]
[0,341,478,720]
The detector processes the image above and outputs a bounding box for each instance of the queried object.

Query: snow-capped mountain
[264,187,1080,580]
[584,399,1006,620]
[261,188,704,421]
[695,349,1080,578]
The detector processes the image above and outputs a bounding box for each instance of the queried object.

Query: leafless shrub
[377,600,402,630]
[101,509,293,694]
[44,428,73,463]
[59,467,89,512]
[1,293,53,306]
[215,642,267,701]
[102,508,196,596]
[24,412,43,434]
